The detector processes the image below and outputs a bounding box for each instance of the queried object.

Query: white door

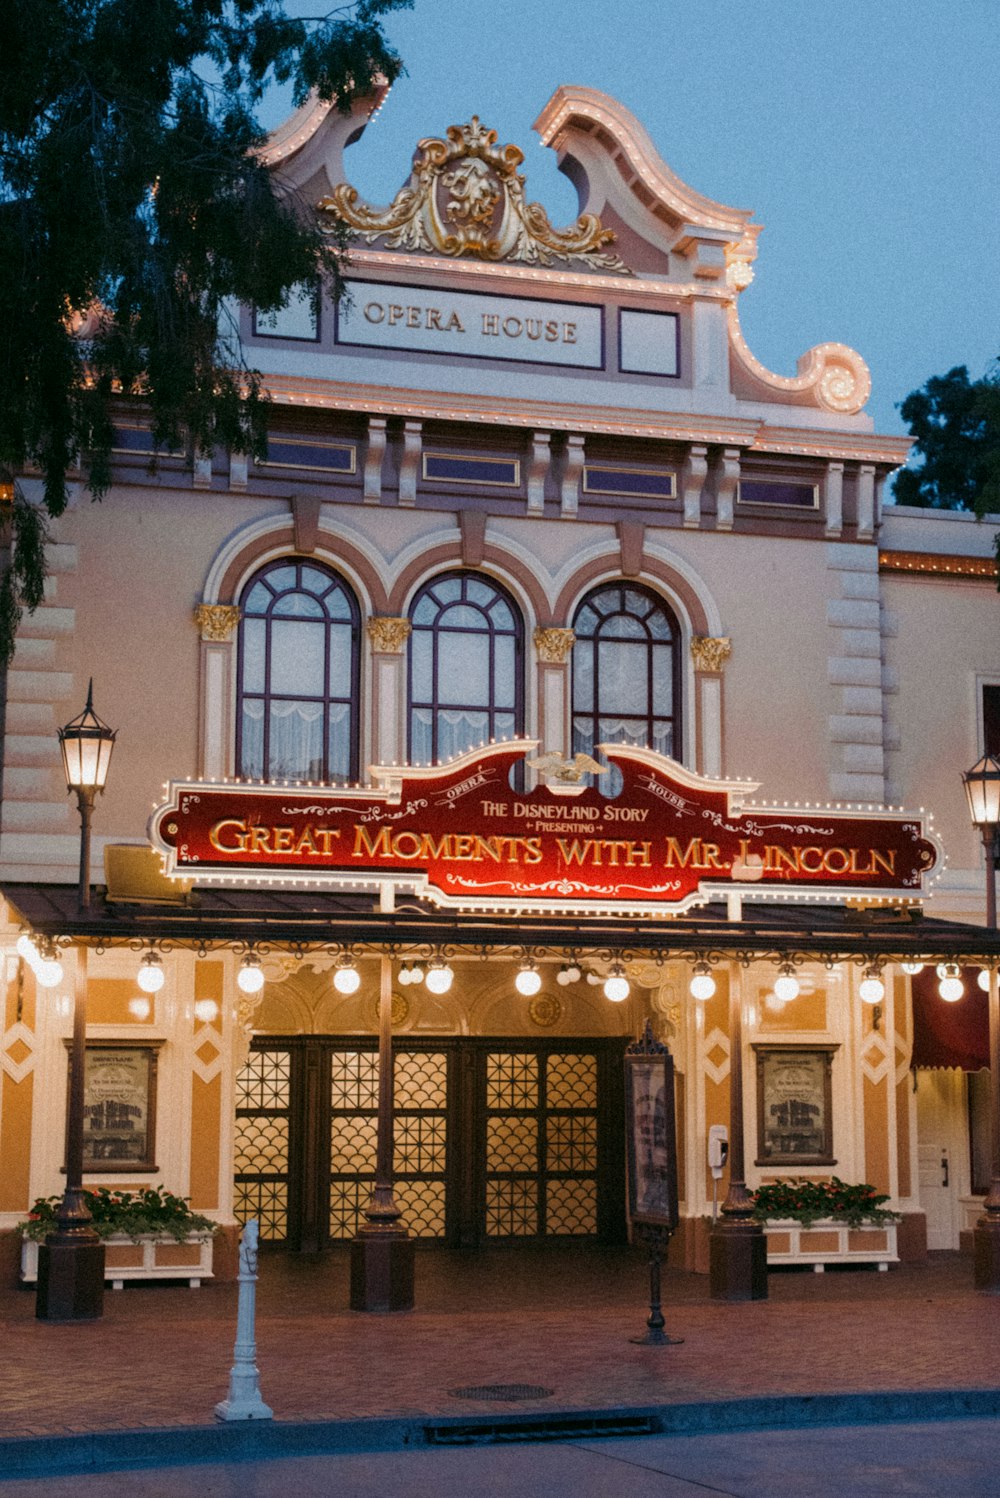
[915,1070,965,1249]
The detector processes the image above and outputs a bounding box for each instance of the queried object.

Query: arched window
[236,559,360,783]
[572,583,681,768]
[408,572,523,763]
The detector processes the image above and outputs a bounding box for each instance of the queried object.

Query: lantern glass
[963,753,1000,829]
[59,682,116,792]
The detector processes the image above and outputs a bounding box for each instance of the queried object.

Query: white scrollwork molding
[690,635,732,674]
[195,604,241,642]
[367,616,412,654]
[533,626,575,664]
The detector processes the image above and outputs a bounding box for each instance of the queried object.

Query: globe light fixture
[937,963,964,1003]
[16,933,39,964]
[515,961,542,997]
[901,962,925,976]
[398,962,414,986]
[979,969,992,993]
[859,968,885,1005]
[137,952,165,994]
[333,959,361,995]
[237,954,265,995]
[425,961,454,995]
[59,681,117,913]
[35,956,64,989]
[773,965,800,1004]
[604,964,630,1003]
[689,962,716,1001]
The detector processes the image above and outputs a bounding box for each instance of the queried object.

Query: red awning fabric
[911,967,989,1070]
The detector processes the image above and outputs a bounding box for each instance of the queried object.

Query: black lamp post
[36,682,116,1322]
[962,753,1000,1292]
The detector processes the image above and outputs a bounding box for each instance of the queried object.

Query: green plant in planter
[751,1177,901,1229]
[20,1187,217,1243]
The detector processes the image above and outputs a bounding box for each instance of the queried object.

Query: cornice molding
[878,550,997,581]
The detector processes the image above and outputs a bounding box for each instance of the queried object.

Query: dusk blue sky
[274,1,997,441]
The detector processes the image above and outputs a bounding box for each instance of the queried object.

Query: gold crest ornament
[319,117,630,275]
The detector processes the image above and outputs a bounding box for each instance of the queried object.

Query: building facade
[1,84,998,1282]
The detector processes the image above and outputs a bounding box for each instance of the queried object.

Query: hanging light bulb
[901,962,925,976]
[586,971,602,986]
[689,962,716,1001]
[425,961,453,995]
[515,961,541,997]
[556,964,572,987]
[410,962,424,983]
[35,956,64,988]
[137,952,165,994]
[237,954,265,995]
[194,998,219,1023]
[978,969,992,993]
[15,933,39,964]
[604,964,630,1003]
[565,962,582,983]
[398,962,413,986]
[128,995,151,1020]
[333,958,361,995]
[773,965,800,1004]
[859,968,885,1005]
[937,963,964,1002]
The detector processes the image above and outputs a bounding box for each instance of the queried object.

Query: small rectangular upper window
[257,439,355,474]
[422,454,520,487]
[737,479,819,510]
[111,425,184,458]
[583,466,676,500]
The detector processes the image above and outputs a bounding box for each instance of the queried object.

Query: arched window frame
[571,581,683,766]
[235,557,362,785]
[406,570,525,764]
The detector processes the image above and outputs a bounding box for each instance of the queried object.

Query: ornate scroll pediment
[318,116,630,275]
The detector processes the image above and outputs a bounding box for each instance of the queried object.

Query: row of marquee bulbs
[689,960,988,1004]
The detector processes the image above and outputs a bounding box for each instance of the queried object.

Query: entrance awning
[911,966,989,1070]
[4,881,1000,967]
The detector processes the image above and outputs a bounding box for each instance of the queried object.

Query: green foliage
[0,0,412,662]
[751,1177,900,1228]
[893,362,1000,521]
[20,1185,218,1241]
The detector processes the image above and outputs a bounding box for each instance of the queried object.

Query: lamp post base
[35,1239,105,1322]
[709,1219,768,1301]
[973,1215,1000,1292]
[350,1228,414,1312]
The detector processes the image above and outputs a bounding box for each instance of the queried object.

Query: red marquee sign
[148,742,939,916]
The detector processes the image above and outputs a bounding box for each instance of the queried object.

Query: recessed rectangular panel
[253,284,320,341]
[258,439,355,473]
[423,454,520,487]
[583,465,676,499]
[337,279,603,369]
[618,308,680,377]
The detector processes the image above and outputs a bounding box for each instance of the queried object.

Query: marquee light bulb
[604,964,629,1003]
[137,953,165,994]
[515,962,542,997]
[773,966,800,1004]
[333,962,361,995]
[689,963,716,1001]
[426,962,453,995]
[237,956,265,995]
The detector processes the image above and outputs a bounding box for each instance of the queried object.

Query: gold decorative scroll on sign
[319,117,630,275]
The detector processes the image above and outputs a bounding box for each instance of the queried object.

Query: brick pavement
[1,1248,998,1443]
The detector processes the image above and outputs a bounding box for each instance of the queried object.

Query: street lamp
[962,753,1000,1292]
[58,680,116,912]
[36,684,116,1322]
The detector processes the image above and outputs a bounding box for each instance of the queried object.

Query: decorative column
[534,627,575,762]
[690,635,731,779]
[709,965,768,1301]
[194,604,241,780]
[367,617,411,767]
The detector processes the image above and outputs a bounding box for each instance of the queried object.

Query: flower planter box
[763,1218,898,1272]
[21,1233,214,1290]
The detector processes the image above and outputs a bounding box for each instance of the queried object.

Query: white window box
[763,1218,898,1272]
[21,1233,214,1290]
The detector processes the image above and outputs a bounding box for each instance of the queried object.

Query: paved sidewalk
[1,1248,998,1472]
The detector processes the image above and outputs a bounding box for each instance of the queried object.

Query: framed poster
[624,1030,679,1230]
[753,1044,837,1166]
[67,1042,162,1172]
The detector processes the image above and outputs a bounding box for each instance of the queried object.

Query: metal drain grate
[426,1414,659,1445]
[448,1383,554,1402]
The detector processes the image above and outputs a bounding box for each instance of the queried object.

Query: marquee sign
[148,743,939,917]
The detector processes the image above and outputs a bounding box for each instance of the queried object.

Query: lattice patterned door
[482,1047,607,1240]
[329,1047,449,1241]
[234,1049,292,1242]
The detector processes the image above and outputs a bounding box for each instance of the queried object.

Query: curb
[3,1388,1000,1478]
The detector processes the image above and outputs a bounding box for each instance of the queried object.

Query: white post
[214,1220,273,1421]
